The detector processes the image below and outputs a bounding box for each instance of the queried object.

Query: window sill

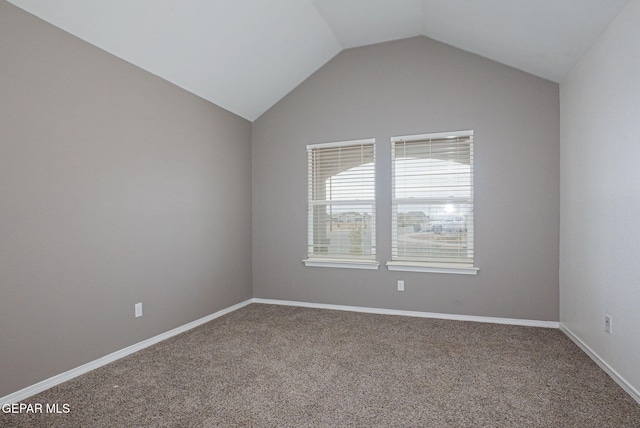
[303,259,380,270]
[386,261,478,275]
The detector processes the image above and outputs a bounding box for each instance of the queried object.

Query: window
[304,139,378,269]
[388,130,477,274]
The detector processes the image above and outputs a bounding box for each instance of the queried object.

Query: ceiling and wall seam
[6,0,630,121]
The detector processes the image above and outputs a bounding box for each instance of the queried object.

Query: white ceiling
[8,0,630,121]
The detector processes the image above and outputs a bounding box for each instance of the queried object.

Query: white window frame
[387,130,478,275]
[303,138,379,269]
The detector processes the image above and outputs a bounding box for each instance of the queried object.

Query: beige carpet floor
[3,303,640,427]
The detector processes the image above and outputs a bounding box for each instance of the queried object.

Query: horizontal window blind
[307,139,375,260]
[391,131,474,267]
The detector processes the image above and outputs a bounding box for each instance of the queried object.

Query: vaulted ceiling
[8,0,630,121]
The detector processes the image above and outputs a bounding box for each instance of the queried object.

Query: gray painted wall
[560,0,640,396]
[0,2,252,397]
[253,36,559,321]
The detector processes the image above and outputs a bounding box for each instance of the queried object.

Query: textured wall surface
[0,2,252,397]
[253,36,559,321]
[560,0,640,399]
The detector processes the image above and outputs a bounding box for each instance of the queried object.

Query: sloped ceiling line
[7,0,630,121]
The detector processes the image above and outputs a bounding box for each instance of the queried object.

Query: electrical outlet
[135,303,143,318]
[605,315,612,334]
[397,280,404,292]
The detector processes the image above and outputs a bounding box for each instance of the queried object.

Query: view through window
[391,131,474,268]
[306,139,376,262]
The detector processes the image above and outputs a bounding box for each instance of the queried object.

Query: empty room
[1,0,639,426]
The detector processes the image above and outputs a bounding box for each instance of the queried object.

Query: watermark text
[2,403,70,414]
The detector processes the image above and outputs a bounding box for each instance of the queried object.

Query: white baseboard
[560,323,640,405]
[0,298,576,406]
[251,298,560,328]
[255,299,640,404]
[0,299,253,406]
